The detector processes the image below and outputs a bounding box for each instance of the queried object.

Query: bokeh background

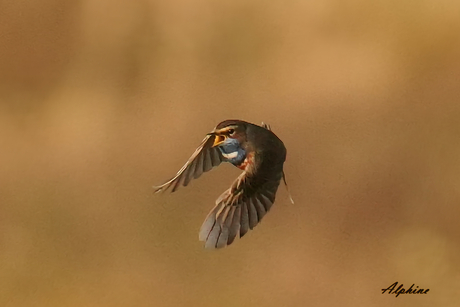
[1,0,460,306]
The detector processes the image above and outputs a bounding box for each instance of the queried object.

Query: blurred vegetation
[1,0,459,306]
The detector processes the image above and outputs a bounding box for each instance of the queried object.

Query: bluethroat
[154,120,292,249]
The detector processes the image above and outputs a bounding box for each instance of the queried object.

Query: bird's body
[154,120,290,249]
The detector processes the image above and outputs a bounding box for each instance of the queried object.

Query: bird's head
[208,120,247,148]
[208,120,248,165]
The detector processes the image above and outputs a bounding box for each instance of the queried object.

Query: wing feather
[153,134,224,193]
[193,149,204,179]
[227,206,240,245]
[210,147,222,167]
[183,159,196,187]
[259,193,274,211]
[239,200,249,238]
[202,148,213,172]
[247,198,258,230]
[252,196,266,221]
[199,171,282,249]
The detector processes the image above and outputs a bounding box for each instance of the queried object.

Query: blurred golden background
[1,0,459,306]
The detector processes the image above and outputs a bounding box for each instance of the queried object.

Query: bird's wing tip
[261,122,272,130]
[152,188,162,194]
[152,183,169,194]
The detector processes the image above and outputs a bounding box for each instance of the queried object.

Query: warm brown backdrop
[1,1,459,306]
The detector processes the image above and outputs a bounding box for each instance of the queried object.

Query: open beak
[208,132,227,147]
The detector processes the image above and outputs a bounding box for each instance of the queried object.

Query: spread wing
[153,134,224,193]
[199,171,283,249]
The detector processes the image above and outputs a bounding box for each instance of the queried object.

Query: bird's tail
[282,171,295,204]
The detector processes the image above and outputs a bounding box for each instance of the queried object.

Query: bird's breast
[236,152,254,171]
[218,139,247,167]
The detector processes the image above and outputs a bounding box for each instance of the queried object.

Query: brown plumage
[154,120,290,249]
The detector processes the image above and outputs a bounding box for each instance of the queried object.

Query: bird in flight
[154,119,293,249]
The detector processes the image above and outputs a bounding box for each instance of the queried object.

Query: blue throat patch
[218,138,246,166]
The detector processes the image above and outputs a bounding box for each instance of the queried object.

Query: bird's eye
[227,129,235,135]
